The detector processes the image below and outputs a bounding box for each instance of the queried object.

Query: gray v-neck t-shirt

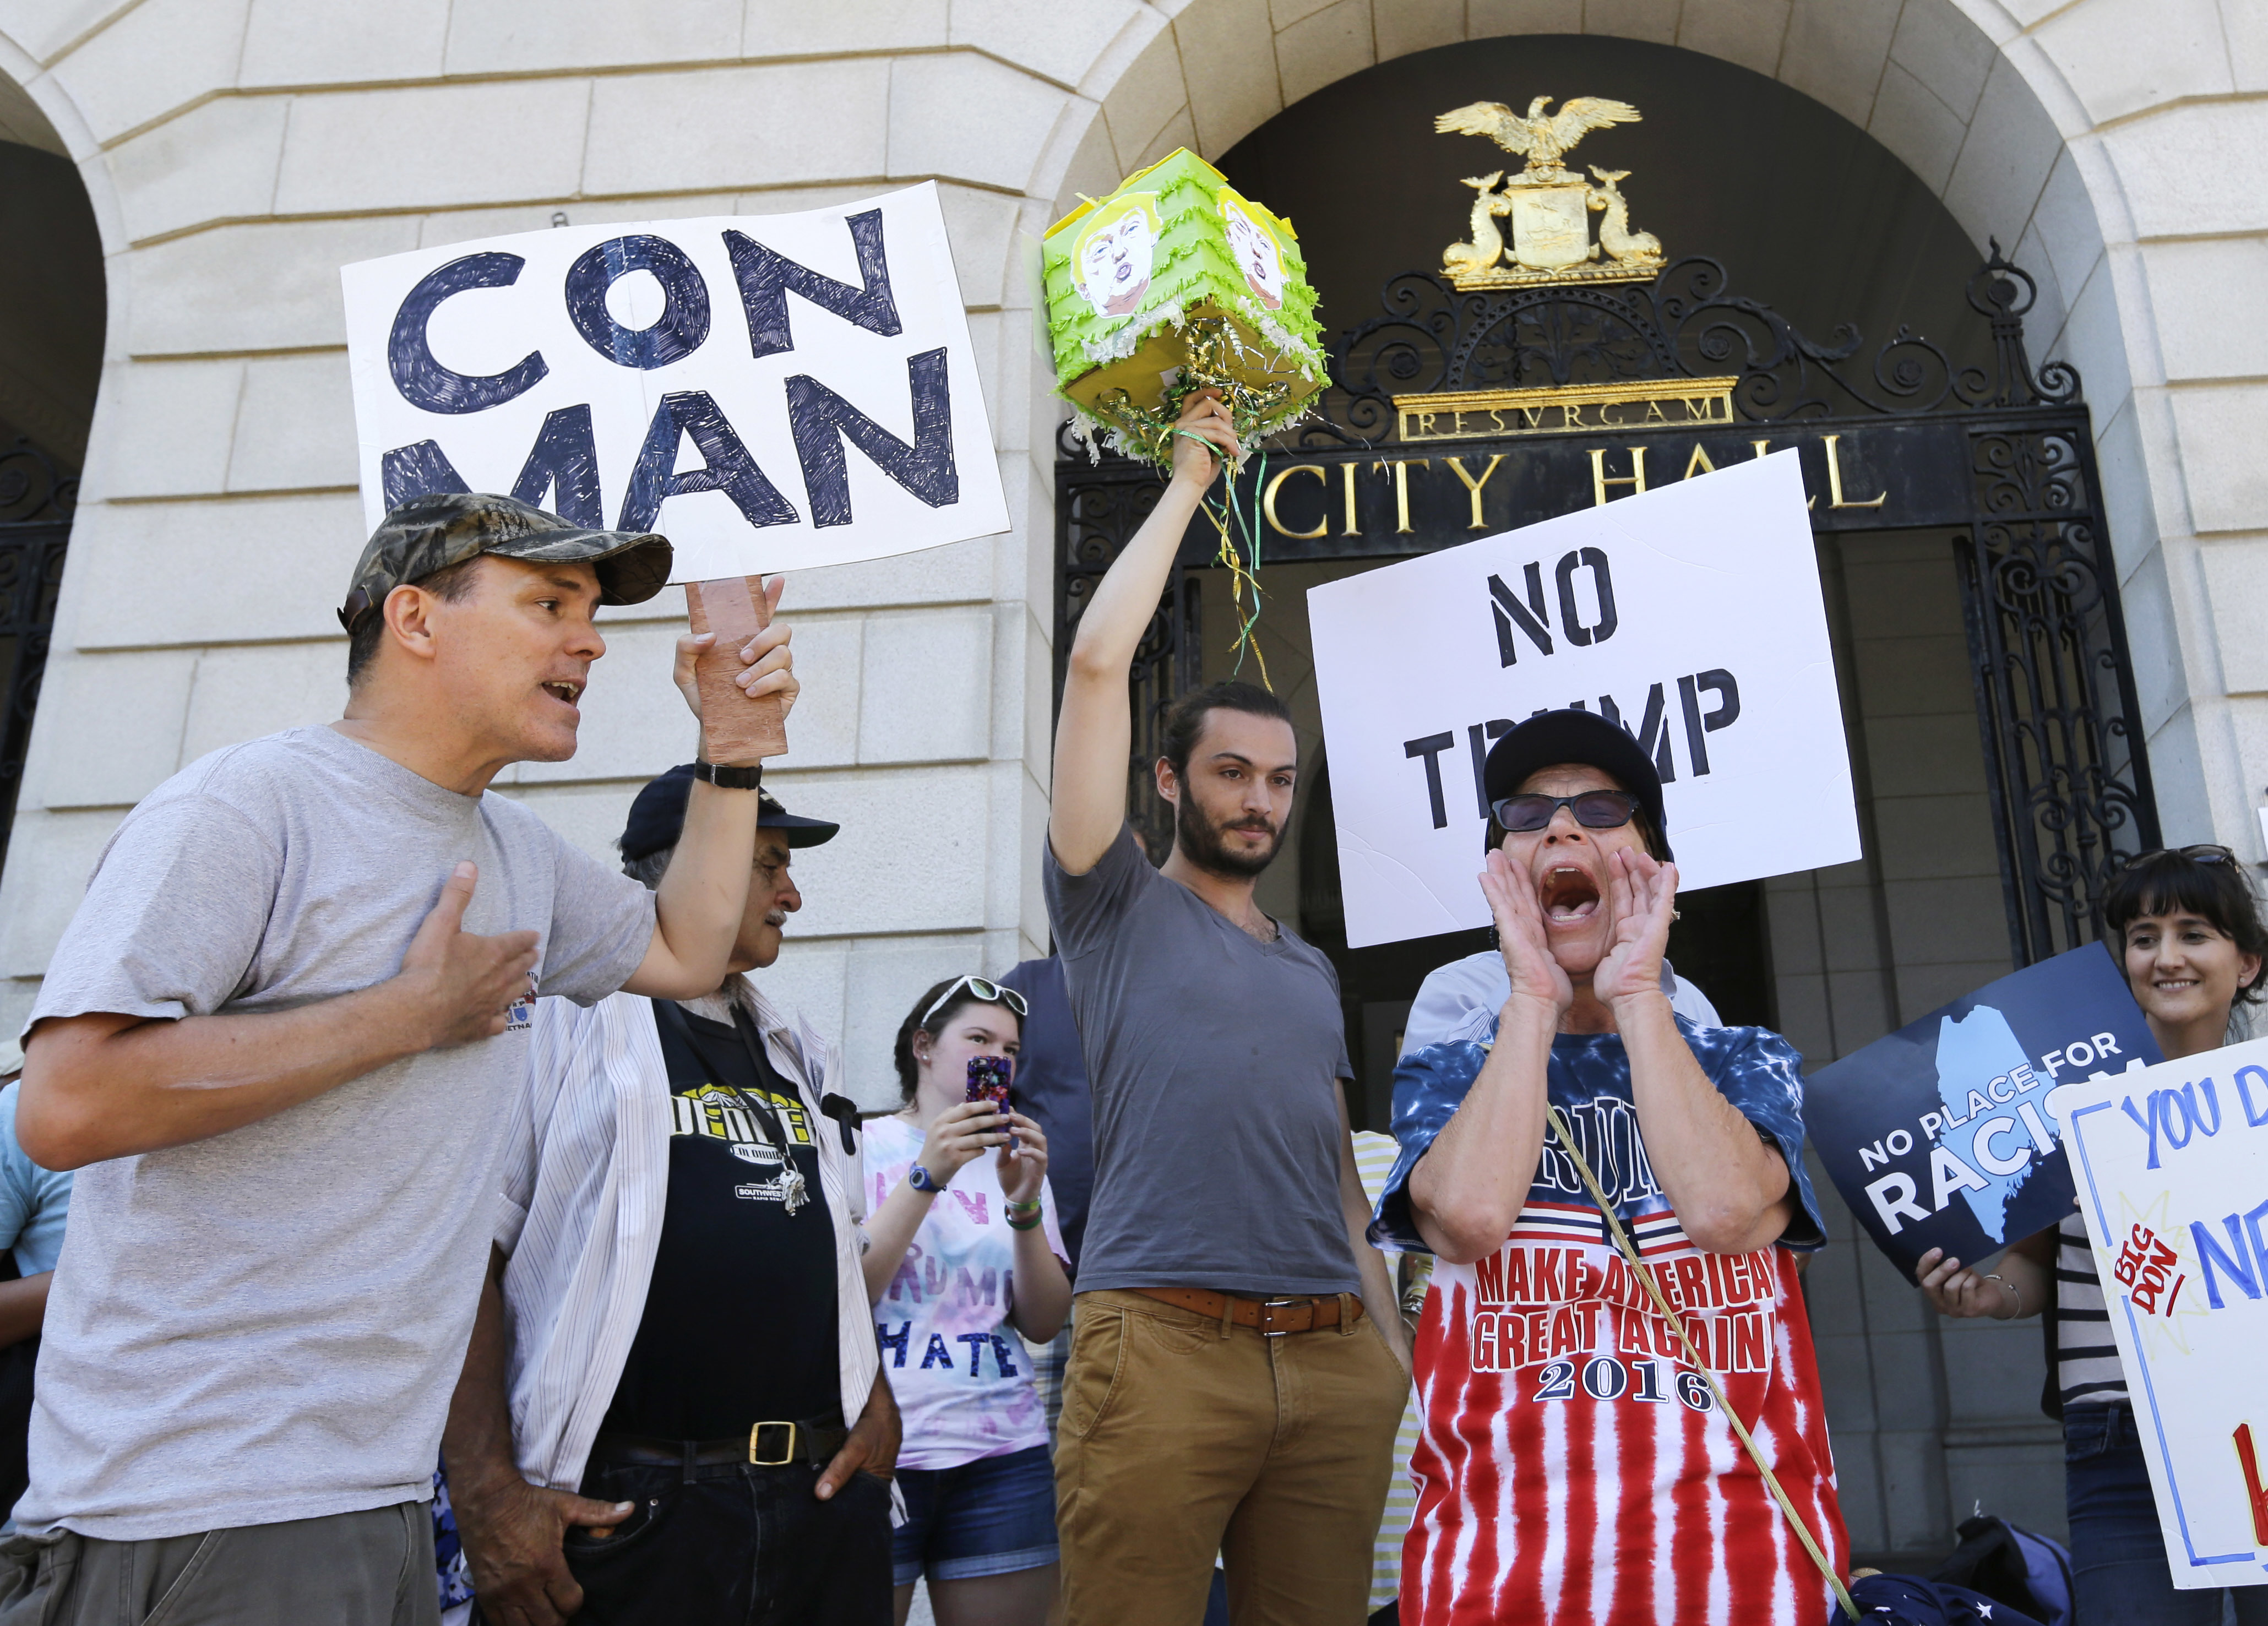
[19,726,654,1540]
[1044,825,1359,1298]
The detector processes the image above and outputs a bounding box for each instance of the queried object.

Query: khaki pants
[0,1503,437,1626]
[1056,1288,1408,1626]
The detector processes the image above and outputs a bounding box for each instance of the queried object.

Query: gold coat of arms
[1434,96,1665,289]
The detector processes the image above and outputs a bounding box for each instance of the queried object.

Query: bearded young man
[1045,390,1411,1626]
[6,494,794,1626]
[1373,710,1845,1626]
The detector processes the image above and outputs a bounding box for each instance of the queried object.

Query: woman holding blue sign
[1918,845,2268,1624]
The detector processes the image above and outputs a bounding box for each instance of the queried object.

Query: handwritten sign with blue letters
[2051,1036,2268,1591]
[341,183,1008,582]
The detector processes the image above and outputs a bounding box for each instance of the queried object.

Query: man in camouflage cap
[7,493,797,1626]
[336,490,673,643]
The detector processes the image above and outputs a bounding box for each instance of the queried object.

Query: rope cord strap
[1542,1103,1859,1623]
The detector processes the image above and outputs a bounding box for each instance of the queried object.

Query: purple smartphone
[966,1056,1015,1155]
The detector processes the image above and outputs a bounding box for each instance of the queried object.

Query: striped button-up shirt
[493,980,878,1491]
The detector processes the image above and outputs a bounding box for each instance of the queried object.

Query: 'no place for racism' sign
[1805,941,2160,1276]
[1306,451,1861,949]
[341,183,1009,582]
[2051,1037,2268,1590]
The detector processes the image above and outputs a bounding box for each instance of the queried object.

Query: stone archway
[1044,3,2112,376]
[1026,0,2237,849]
[1035,12,2152,1556]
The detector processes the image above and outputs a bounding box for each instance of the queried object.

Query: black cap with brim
[1482,709,1673,861]
[339,491,674,632]
[619,764,840,863]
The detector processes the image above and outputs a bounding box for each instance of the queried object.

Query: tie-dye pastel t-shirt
[1373,1016,1844,1626]
[864,1115,1069,1472]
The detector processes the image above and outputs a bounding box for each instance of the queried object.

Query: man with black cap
[442,766,898,1626]
[7,494,796,1626]
[1370,710,1846,1626]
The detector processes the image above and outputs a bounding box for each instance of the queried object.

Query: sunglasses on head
[921,975,1029,1029]
[2133,844,2237,866]
[1489,790,1641,834]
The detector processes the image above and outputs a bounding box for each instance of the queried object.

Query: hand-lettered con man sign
[341,184,1008,581]
[2051,1037,2268,1591]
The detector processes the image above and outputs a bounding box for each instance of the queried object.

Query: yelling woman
[1374,709,1845,1626]
[1917,846,2268,1623]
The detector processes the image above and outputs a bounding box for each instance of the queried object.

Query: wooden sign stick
[683,575,788,762]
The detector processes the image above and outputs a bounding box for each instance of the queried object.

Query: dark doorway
[0,135,104,882]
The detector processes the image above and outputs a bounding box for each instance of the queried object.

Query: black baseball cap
[619,764,840,863]
[1482,709,1672,861]
[339,492,673,633]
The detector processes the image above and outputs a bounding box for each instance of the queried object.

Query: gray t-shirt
[1044,825,1359,1297]
[19,726,654,1540]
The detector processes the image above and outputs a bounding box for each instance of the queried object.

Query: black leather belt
[591,1414,848,1471]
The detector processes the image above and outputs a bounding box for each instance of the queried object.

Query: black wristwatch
[692,760,762,790]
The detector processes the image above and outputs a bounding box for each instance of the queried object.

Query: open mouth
[541,680,584,709]
[1537,864,1601,925]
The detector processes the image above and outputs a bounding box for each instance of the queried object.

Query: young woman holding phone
[862,976,1072,1626]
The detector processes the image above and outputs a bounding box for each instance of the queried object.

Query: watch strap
[907,1163,939,1193]
[692,759,763,790]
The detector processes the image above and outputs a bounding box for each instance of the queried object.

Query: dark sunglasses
[2132,844,2236,867]
[1489,790,1641,834]
[921,975,1029,1028]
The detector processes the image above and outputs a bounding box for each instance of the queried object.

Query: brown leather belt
[1130,1287,1364,1336]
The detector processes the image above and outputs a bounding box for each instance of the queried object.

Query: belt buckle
[1259,1297,1305,1337]
[749,1421,798,1466]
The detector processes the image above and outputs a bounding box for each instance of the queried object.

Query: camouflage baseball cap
[338,492,674,633]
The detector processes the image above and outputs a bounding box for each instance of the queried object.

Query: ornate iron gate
[1054,248,2157,963]
[0,439,75,879]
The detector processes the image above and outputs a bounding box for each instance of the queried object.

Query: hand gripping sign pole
[1545,1102,1860,1622]
[684,575,785,759]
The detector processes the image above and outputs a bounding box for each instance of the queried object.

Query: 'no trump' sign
[1307,452,1861,949]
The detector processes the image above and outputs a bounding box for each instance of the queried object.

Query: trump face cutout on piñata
[1072,194,1161,318]
[1219,192,1286,310]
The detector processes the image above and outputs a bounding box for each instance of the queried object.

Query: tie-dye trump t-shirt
[1372,1016,1845,1626]
[864,1115,1069,1471]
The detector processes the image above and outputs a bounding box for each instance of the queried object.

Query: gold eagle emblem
[1433,96,1642,183]
[1434,95,1662,289]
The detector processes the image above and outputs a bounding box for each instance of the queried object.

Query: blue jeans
[891,1444,1059,1586]
[2065,1402,2268,1625]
